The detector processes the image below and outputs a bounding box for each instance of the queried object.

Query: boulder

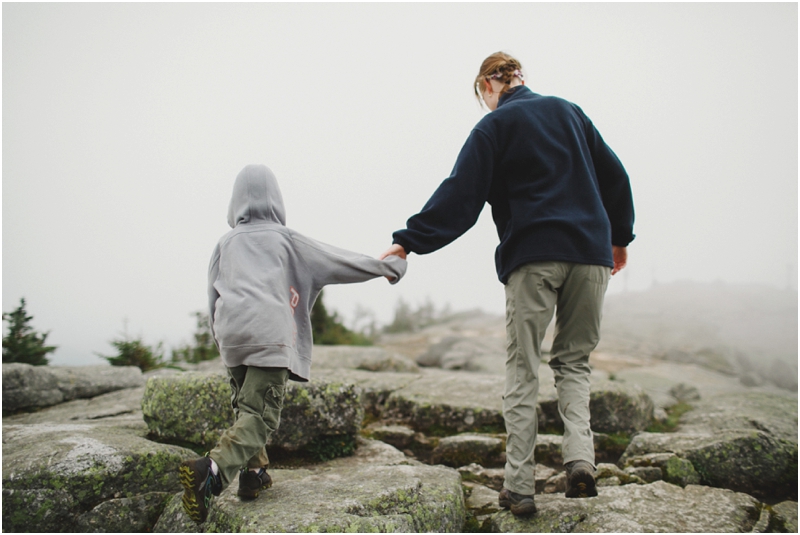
[312,345,420,373]
[620,430,796,499]
[462,482,501,531]
[415,335,506,373]
[153,439,466,533]
[141,372,364,455]
[678,390,797,441]
[490,481,762,532]
[3,363,144,413]
[770,500,798,532]
[619,390,798,500]
[75,492,172,532]
[381,368,506,435]
[430,433,505,468]
[2,418,196,532]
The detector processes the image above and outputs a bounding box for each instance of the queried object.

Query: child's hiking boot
[565,460,597,498]
[237,468,273,500]
[179,457,222,523]
[498,487,537,516]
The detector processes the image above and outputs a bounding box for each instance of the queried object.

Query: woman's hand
[611,246,627,275]
[379,244,407,261]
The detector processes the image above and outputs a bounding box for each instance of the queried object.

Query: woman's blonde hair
[474,51,524,106]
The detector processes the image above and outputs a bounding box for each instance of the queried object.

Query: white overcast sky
[3,3,797,366]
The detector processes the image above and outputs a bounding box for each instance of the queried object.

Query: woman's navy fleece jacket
[392,85,635,284]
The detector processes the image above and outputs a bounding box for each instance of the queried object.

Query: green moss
[646,402,693,433]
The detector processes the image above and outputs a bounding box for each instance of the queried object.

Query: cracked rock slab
[154,439,466,533]
[490,481,761,532]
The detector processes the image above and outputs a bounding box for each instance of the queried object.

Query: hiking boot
[565,460,597,498]
[179,457,222,523]
[498,487,537,516]
[237,467,273,500]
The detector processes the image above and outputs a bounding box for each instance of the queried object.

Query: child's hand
[379,244,407,261]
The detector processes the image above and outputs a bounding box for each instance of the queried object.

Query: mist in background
[3,3,797,366]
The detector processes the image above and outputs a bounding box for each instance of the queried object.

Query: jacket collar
[497,85,535,108]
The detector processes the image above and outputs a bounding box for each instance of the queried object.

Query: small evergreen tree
[97,323,165,372]
[2,298,57,366]
[311,290,372,346]
[172,312,220,364]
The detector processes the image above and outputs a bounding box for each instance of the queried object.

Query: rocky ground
[2,308,797,532]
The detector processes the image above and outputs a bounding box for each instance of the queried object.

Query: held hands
[379,243,407,261]
[380,244,408,282]
[611,246,627,275]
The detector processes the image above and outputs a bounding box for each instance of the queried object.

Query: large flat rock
[2,416,196,532]
[154,439,466,532]
[3,363,144,413]
[490,481,761,532]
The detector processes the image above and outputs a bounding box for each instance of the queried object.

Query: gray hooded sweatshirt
[208,164,407,381]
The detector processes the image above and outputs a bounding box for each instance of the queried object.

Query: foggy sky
[3,3,797,365]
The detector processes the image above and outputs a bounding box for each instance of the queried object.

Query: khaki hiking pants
[503,261,610,496]
[209,365,289,487]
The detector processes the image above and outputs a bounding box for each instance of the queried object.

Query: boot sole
[510,500,537,516]
[179,464,205,523]
[565,471,597,498]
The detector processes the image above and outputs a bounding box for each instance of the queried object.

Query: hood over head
[227,164,287,228]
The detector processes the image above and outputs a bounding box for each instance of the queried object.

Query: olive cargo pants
[209,366,289,487]
[503,262,610,496]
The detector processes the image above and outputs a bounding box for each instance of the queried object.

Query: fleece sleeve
[207,243,222,348]
[291,233,408,289]
[582,116,636,247]
[392,129,494,254]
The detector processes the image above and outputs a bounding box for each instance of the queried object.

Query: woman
[381,51,635,516]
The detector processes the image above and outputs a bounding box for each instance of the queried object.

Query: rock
[624,465,662,483]
[534,465,558,494]
[75,492,172,532]
[415,335,506,372]
[3,363,144,413]
[679,391,797,442]
[141,372,364,455]
[534,434,564,465]
[154,439,466,533]
[595,463,645,485]
[6,386,146,426]
[458,463,505,491]
[663,455,701,487]
[363,423,416,450]
[2,488,76,532]
[619,390,797,499]
[313,368,421,419]
[491,481,762,532]
[463,482,501,531]
[764,357,798,391]
[48,365,145,400]
[668,382,701,402]
[3,363,64,412]
[543,472,567,494]
[2,417,197,531]
[620,430,796,499]
[430,433,505,468]
[382,368,506,435]
[463,482,501,515]
[588,381,655,434]
[538,380,655,436]
[770,500,798,532]
[312,345,420,373]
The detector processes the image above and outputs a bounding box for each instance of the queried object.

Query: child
[179,164,406,523]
